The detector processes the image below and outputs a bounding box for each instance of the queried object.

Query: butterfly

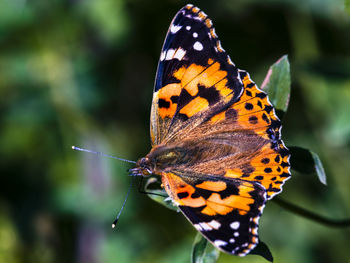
[130,4,291,256]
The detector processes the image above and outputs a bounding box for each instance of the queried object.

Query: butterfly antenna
[72,146,136,164]
[112,177,134,228]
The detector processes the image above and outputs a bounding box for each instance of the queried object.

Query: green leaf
[144,177,179,211]
[191,233,220,263]
[261,55,291,116]
[202,244,220,263]
[345,0,350,15]
[249,241,274,262]
[310,151,327,185]
[289,146,327,185]
[192,233,208,263]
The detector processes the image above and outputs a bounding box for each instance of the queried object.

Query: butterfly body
[132,4,291,256]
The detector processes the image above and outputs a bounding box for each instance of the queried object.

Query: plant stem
[273,197,350,228]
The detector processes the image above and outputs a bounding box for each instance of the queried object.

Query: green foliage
[261,55,291,115]
[346,0,350,15]
[192,233,220,263]
[144,177,179,212]
[289,147,327,185]
[263,56,327,186]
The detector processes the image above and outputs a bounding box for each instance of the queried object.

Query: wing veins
[203,194,253,213]
[236,108,274,117]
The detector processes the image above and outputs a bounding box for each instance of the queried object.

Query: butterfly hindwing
[161,171,267,256]
[151,4,243,146]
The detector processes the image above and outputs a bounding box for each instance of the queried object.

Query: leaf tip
[311,151,327,185]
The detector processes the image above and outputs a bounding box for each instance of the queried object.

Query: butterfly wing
[150,68,290,200]
[147,4,291,257]
[161,171,266,256]
[223,69,291,199]
[181,69,291,199]
[151,4,243,146]
[150,4,290,199]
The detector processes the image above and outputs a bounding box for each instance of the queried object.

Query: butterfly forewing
[151,4,243,146]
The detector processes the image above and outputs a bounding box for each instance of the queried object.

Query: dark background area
[0,0,349,262]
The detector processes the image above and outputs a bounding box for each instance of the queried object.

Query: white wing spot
[160,51,166,61]
[207,220,221,230]
[193,32,198,38]
[216,40,225,52]
[193,41,203,51]
[186,26,191,30]
[238,251,247,257]
[165,49,175,60]
[173,48,186,60]
[163,48,186,61]
[230,221,240,230]
[227,56,235,66]
[211,28,218,38]
[199,222,212,231]
[214,240,227,247]
[234,232,239,237]
[229,238,235,243]
[194,224,203,231]
[170,24,182,33]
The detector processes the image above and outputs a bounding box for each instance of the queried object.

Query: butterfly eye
[137,157,150,168]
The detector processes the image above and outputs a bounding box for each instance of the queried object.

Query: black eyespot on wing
[158,98,170,108]
[178,192,189,199]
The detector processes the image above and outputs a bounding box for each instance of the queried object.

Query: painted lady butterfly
[130,4,291,256]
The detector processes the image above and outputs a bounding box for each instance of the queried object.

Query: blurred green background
[0,0,349,262]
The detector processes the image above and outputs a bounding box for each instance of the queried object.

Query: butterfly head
[130,157,153,176]
[131,144,189,177]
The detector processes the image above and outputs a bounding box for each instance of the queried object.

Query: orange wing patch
[201,183,255,216]
[162,172,258,216]
[179,97,209,118]
[243,145,289,197]
[161,173,206,207]
[196,181,227,191]
[234,73,279,134]
[177,62,231,100]
[223,144,290,199]
[207,69,290,199]
[156,83,182,119]
[156,61,234,120]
